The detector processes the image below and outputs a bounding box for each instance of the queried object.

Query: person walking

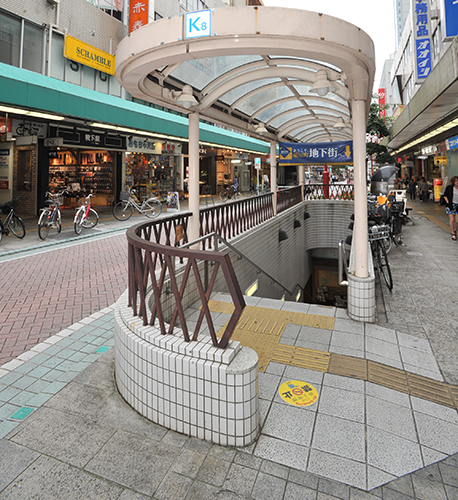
[408,177,417,201]
[443,176,458,240]
[418,177,429,202]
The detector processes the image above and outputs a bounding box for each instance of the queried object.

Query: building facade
[379,0,458,189]
[0,0,268,214]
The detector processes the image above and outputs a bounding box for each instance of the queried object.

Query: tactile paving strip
[209,300,458,409]
[211,301,335,371]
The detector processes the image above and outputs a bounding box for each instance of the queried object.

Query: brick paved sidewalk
[0,233,128,365]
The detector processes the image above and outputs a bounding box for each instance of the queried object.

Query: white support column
[298,164,304,201]
[270,141,277,215]
[352,99,369,278]
[188,112,200,245]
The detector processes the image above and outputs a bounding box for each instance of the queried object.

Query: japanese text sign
[412,0,432,82]
[129,0,148,33]
[279,141,353,165]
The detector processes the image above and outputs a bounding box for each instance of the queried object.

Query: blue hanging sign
[441,0,458,40]
[412,0,432,82]
[446,135,458,150]
[278,141,353,165]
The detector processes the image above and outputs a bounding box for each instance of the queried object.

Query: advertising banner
[279,141,353,165]
[412,0,432,83]
[129,0,148,33]
[64,35,115,76]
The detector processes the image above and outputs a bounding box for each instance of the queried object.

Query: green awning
[0,62,270,154]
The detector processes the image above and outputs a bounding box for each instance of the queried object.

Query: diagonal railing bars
[126,186,316,348]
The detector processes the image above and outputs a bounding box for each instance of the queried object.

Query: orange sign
[129,0,148,33]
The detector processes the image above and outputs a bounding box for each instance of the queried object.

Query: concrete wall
[153,199,354,324]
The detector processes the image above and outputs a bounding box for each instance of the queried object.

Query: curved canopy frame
[116,6,375,144]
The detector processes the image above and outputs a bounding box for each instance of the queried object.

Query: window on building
[23,23,44,73]
[0,12,21,67]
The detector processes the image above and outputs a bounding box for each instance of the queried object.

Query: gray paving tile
[318,386,365,423]
[412,473,448,500]
[222,463,258,497]
[0,455,123,500]
[330,330,364,351]
[0,439,40,491]
[309,448,366,490]
[411,397,458,423]
[365,382,411,408]
[262,401,315,446]
[0,420,20,439]
[251,471,287,500]
[10,407,116,468]
[85,429,180,496]
[414,412,458,455]
[254,435,309,470]
[366,466,396,491]
[170,448,206,478]
[195,454,231,487]
[366,426,423,477]
[366,396,417,442]
[323,373,365,393]
[312,413,365,462]
[284,481,316,499]
[153,471,193,500]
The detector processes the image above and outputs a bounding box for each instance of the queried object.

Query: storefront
[45,125,126,207]
[125,136,183,201]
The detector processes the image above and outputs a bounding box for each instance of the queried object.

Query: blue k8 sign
[185,10,211,39]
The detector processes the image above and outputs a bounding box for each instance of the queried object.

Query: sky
[261,0,396,92]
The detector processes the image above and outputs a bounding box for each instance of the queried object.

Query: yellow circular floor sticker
[279,380,319,407]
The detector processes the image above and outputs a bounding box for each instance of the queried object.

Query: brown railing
[125,185,318,348]
[127,214,245,348]
[304,183,354,200]
[277,186,302,212]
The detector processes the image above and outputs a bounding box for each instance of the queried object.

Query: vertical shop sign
[441,0,458,40]
[412,0,432,83]
[0,149,11,190]
[0,118,12,141]
[129,0,148,33]
[378,88,386,120]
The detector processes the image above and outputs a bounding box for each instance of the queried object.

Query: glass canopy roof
[163,54,352,144]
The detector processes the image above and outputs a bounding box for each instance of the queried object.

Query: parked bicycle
[219,183,242,202]
[113,188,162,221]
[74,193,99,235]
[367,192,403,252]
[0,198,26,244]
[368,221,393,291]
[38,189,68,240]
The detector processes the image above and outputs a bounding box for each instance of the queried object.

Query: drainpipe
[352,98,369,278]
[188,111,200,246]
[270,141,277,215]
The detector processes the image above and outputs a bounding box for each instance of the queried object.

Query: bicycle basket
[120,191,130,201]
[49,194,63,206]
[77,197,88,207]
[368,225,390,241]
[1,201,13,214]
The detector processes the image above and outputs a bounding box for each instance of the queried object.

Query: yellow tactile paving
[208,300,458,409]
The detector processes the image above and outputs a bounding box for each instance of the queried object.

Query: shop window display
[48,150,113,206]
[125,152,180,201]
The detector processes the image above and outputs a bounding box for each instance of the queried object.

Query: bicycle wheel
[392,217,403,246]
[234,191,243,200]
[74,209,84,235]
[219,189,229,202]
[56,210,62,233]
[38,210,50,240]
[113,201,133,220]
[9,215,26,238]
[143,199,162,219]
[382,235,392,254]
[82,208,99,228]
[375,240,393,291]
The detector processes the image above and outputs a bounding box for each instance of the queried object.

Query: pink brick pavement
[0,234,129,365]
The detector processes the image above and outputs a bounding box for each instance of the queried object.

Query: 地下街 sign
[412,0,432,83]
[279,141,353,165]
[64,35,115,76]
[441,0,458,40]
[185,10,211,39]
[279,380,319,407]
